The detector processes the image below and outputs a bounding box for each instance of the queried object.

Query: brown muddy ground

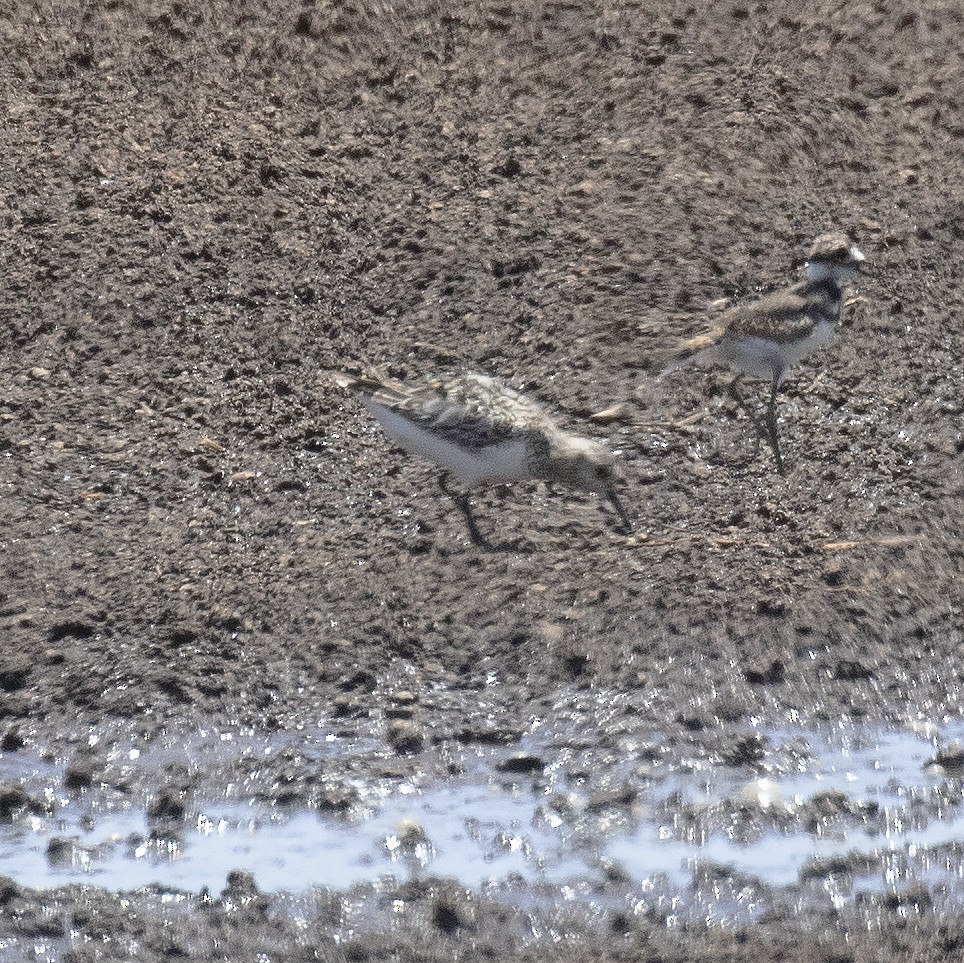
[2,0,964,959]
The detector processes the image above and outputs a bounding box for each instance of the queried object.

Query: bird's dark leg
[728,375,764,456]
[605,486,633,534]
[438,476,488,547]
[765,376,785,474]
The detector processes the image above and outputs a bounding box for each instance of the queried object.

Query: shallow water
[1,786,580,892]
[3,721,964,904]
[606,721,964,898]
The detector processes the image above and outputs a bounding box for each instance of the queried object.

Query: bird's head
[549,437,632,532]
[804,232,866,285]
[549,436,615,489]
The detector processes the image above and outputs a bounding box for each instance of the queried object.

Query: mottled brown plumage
[334,370,631,544]
[662,233,866,472]
[718,282,839,344]
[335,370,551,456]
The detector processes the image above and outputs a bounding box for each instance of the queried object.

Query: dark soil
[2,0,964,959]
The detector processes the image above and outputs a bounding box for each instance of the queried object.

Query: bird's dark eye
[598,464,614,480]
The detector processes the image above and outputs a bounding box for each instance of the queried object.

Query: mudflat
[2,1,963,960]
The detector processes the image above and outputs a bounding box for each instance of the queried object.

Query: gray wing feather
[336,371,551,453]
[723,281,839,343]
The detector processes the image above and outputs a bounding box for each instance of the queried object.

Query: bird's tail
[656,333,719,380]
[331,368,410,402]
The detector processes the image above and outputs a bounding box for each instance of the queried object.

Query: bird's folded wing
[721,285,822,343]
[401,395,535,452]
[335,371,535,452]
[439,374,553,429]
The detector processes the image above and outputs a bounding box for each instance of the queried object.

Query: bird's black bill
[606,486,633,534]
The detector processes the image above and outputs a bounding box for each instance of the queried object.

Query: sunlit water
[3,722,964,902]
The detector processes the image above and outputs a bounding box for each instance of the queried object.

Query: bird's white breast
[722,320,835,383]
[780,320,835,368]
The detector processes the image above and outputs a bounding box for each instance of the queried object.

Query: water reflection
[1,722,964,904]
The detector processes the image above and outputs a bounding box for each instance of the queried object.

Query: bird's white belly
[364,401,532,488]
[723,322,834,383]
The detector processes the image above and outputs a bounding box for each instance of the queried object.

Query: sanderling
[334,370,631,545]
[661,232,866,473]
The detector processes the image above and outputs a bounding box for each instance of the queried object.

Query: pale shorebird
[334,370,631,546]
[661,232,866,473]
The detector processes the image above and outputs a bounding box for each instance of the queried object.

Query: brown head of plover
[334,370,631,546]
[661,232,866,473]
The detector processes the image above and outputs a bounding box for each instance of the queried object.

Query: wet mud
[2,0,964,960]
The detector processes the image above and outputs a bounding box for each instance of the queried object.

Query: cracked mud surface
[2,0,964,959]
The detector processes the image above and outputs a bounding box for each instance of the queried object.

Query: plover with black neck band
[662,233,866,473]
